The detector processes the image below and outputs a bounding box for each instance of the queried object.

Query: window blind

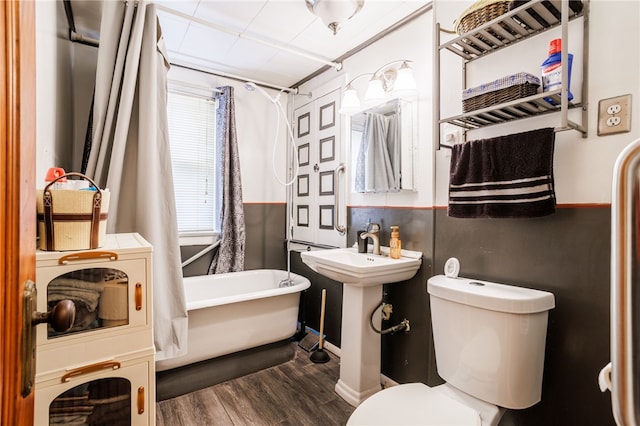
[166,91,218,234]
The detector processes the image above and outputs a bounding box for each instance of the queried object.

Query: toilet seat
[347,383,482,425]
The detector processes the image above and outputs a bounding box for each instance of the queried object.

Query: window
[166,91,218,236]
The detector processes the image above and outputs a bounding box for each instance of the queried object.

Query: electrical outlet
[607,104,622,115]
[598,94,632,136]
[607,116,621,127]
[443,125,463,146]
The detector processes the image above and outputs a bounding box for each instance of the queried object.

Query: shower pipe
[244,82,300,285]
[155,4,342,72]
[243,82,299,187]
[609,137,640,425]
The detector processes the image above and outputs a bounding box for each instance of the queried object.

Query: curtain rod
[170,62,299,94]
[155,4,342,71]
[64,0,100,47]
[70,31,100,47]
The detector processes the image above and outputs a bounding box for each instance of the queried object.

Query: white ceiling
[69,0,430,89]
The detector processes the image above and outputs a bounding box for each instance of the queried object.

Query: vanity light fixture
[339,60,416,114]
[305,0,365,35]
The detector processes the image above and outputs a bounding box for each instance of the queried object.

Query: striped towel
[448,128,556,218]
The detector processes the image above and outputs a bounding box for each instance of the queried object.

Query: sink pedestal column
[335,284,382,407]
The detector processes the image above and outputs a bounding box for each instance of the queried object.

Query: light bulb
[365,78,385,102]
[339,85,361,114]
[393,62,416,92]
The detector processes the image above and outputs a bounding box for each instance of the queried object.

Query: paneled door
[292,89,346,248]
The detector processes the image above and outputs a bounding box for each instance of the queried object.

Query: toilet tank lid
[427,275,555,314]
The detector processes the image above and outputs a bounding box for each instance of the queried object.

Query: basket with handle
[36,172,110,251]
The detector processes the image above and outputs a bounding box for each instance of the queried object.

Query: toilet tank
[427,275,555,410]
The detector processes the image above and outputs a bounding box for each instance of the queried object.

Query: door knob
[32,299,76,332]
[21,280,76,396]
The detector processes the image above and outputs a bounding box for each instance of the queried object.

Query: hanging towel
[448,127,556,218]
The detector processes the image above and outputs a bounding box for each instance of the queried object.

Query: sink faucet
[361,223,381,255]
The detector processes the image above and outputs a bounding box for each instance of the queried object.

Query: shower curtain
[208,86,246,274]
[355,112,400,192]
[82,0,187,361]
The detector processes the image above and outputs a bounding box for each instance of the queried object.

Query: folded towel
[49,278,105,292]
[48,288,101,311]
[448,127,556,218]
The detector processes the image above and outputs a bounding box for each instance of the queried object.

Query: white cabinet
[435,0,589,146]
[34,233,155,425]
[34,353,154,426]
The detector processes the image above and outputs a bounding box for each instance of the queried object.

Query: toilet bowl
[347,274,555,425]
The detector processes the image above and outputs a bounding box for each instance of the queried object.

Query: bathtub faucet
[279,277,294,288]
[361,223,381,255]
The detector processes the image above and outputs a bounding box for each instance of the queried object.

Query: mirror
[349,97,416,193]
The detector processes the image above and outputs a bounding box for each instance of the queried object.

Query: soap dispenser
[389,226,401,259]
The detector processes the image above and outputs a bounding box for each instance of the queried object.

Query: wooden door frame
[1,1,37,424]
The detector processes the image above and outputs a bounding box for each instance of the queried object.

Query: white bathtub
[156,269,310,372]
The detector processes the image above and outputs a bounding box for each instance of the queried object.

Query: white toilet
[347,274,555,425]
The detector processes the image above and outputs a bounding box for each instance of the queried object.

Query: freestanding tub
[156,269,310,372]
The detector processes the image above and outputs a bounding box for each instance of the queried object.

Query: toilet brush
[310,288,330,364]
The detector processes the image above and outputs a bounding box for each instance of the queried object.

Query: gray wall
[348,207,436,384]
[295,204,614,425]
[181,203,287,276]
[291,207,438,382]
[435,206,613,426]
[291,253,344,347]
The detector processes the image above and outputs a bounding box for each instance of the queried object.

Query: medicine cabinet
[435,0,589,147]
[349,97,417,192]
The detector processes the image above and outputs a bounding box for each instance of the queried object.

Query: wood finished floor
[156,345,355,425]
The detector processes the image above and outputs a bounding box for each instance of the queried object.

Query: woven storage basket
[36,172,110,251]
[455,0,511,35]
[462,72,540,112]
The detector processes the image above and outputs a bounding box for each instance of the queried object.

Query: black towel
[448,127,556,218]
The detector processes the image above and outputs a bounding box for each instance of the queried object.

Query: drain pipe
[369,301,410,335]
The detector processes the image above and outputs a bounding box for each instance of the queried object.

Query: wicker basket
[36,172,110,251]
[454,0,511,35]
[462,72,540,112]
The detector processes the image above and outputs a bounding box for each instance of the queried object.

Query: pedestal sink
[301,247,422,407]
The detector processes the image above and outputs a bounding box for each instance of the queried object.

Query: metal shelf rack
[434,0,590,148]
